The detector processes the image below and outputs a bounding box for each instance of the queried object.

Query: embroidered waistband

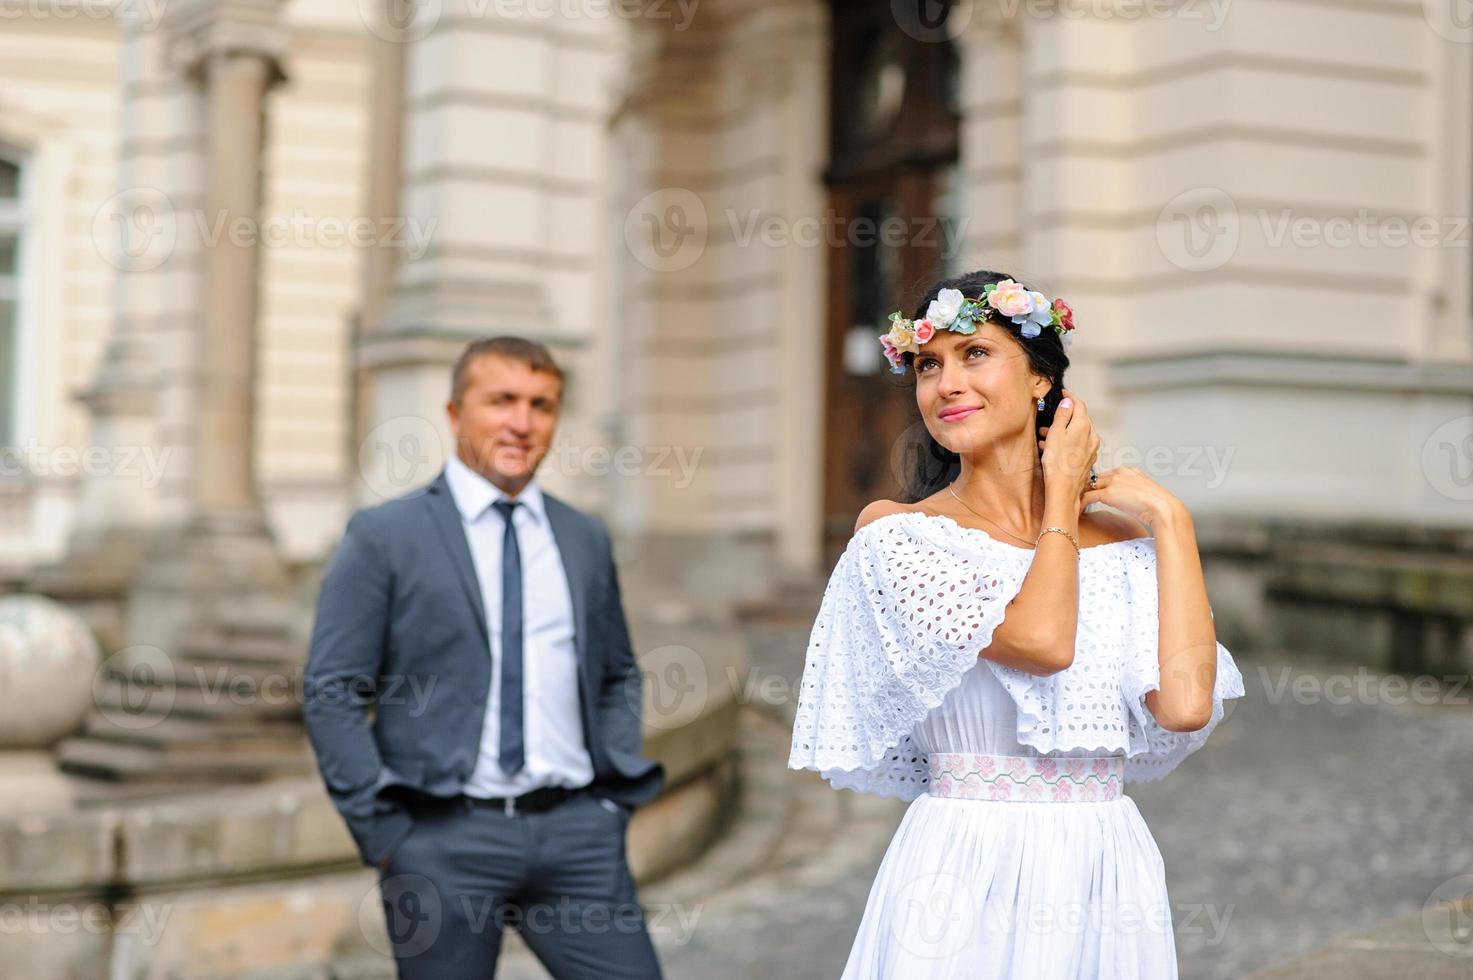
[927,752,1124,803]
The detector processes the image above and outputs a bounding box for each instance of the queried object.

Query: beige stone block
[404,178,543,250]
[406,101,548,177]
[406,28,552,104]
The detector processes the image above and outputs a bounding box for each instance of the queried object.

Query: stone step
[94,677,303,721]
[174,632,302,665]
[642,708,799,908]
[97,658,303,705]
[55,736,315,783]
[82,708,304,752]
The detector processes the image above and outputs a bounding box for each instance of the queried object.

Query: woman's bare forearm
[1145,502,1218,731]
[979,493,1081,676]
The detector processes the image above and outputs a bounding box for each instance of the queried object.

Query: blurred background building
[0,0,1471,977]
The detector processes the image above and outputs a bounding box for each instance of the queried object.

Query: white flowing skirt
[841,792,1179,979]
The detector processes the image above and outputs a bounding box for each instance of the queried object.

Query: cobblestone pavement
[493,645,1473,980]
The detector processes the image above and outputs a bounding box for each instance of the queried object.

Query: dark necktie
[490,500,524,775]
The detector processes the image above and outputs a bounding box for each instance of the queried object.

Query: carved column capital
[162,0,289,83]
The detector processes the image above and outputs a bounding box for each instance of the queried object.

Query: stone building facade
[2,0,1471,662]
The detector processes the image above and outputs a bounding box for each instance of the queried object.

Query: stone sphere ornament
[0,594,100,748]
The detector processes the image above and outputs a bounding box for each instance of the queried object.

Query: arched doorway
[821,0,962,560]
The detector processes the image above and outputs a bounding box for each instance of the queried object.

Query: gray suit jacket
[303,468,664,867]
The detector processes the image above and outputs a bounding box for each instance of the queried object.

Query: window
[0,155,20,448]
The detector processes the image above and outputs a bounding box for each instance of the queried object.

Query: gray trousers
[377,791,664,979]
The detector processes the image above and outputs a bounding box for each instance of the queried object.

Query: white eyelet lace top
[787,511,1246,800]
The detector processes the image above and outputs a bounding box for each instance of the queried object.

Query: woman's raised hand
[1036,387,1100,508]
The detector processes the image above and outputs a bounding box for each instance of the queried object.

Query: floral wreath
[879,280,1075,374]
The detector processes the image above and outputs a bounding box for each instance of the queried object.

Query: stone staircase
[56,613,312,790]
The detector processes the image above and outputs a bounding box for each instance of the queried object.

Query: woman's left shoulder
[1083,509,1153,547]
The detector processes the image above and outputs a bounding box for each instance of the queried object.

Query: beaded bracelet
[1036,526,1080,554]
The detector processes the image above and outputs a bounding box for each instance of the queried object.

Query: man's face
[446,354,562,487]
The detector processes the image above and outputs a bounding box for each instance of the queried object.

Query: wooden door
[821,0,961,562]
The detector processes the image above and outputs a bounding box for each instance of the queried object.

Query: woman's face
[913,321,1050,456]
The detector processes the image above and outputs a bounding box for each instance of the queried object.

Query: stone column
[27,21,206,647]
[57,0,302,784]
[356,0,614,511]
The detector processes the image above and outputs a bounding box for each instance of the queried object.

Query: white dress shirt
[444,453,593,797]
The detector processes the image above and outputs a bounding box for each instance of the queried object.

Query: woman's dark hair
[896,268,1071,503]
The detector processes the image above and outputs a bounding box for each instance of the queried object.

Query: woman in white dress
[788,269,1245,979]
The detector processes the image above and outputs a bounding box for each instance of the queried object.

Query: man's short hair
[450,336,565,406]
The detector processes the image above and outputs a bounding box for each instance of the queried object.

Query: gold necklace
[945,481,1037,547]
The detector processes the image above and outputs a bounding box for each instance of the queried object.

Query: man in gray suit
[304,336,665,979]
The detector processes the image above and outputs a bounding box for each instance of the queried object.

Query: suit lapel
[543,494,595,695]
[424,470,490,647]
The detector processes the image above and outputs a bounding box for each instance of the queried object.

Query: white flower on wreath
[924,287,966,330]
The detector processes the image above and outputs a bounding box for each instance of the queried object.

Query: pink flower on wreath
[1022,783,1044,801]
[1064,759,1087,778]
[1051,782,1074,802]
[977,756,997,777]
[936,774,955,796]
[913,319,936,343]
[988,782,1012,801]
[987,280,1035,318]
[1052,298,1075,331]
[1079,783,1098,802]
[1093,758,1111,779]
[1037,757,1058,779]
[1007,757,1028,779]
[879,335,903,371]
[970,754,986,771]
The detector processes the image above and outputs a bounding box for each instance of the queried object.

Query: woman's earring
[1037,397,1046,412]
